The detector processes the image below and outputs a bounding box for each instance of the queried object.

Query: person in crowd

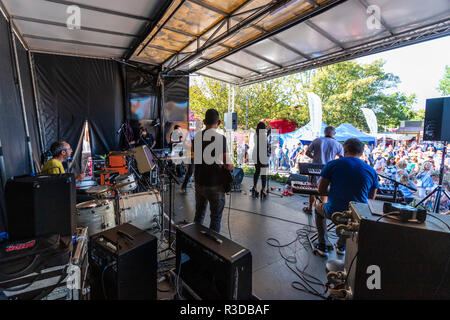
[416,161,434,188]
[386,145,395,157]
[252,122,270,198]
[397,159,408,176]
[279,145,290,170]
[314,138,378,257]
[289,142,303,169]
[270,143,280,172]
[304,126,344,215]
[373,151,386,174]
[407,156,419,174]
[398,173,416,205]
[41,141,85,182]
[384,156,398,183]
[192,109,233,233]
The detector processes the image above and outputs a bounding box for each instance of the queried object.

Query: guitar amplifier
[5,174,76,240]
[132,145,155,173]
[89,223,157,300]
[175,223,252,300]
[344,201,450,299]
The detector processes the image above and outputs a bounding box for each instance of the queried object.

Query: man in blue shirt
[314,138,379,257]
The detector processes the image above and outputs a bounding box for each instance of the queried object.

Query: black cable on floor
[224,206,317,229]
[266,223,328,299]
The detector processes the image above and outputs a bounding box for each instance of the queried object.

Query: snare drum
[119,190,161,230]
[115,173,137,193]
[76,200,116,235]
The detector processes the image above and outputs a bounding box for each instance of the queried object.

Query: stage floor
[161,176,343,300]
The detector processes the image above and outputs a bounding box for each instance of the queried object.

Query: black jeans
[181,163,194,189]
[194,184,226,233]
[253,164,268,191]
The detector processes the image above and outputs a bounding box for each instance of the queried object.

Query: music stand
[414,142,450,213]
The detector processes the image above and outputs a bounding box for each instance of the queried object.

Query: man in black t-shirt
[192,109,233,233]
[137,127,156,149]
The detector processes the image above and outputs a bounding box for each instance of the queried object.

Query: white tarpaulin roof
[1,0,449,85]
[0,0,170,59]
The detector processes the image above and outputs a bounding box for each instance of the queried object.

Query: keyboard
[291,181,326,195]
[298,163,325,176]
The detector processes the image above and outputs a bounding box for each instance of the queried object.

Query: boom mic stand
[148,147,180,253]
[378,174,417,203]
[414,142,450,213]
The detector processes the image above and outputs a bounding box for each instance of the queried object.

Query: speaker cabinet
[423,97,450,141]
[132,145,155,173]
[345,202,450,299]
[176,223,252,300]
[5,174,76,241]
[89,223,157,300]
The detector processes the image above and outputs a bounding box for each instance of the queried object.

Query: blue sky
[355,36,450,111]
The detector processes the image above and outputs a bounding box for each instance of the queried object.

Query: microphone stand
[148,147,180,253]
[378,173,417,203]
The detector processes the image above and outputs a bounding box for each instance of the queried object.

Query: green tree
[438,65,450,96]
[290,60,417,131]
[190,59,417,132]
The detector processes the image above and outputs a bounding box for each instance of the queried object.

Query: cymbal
[85,185,111,195]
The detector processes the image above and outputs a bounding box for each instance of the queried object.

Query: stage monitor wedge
[423,97,450,142]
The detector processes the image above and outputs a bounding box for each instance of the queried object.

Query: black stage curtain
[16,35,42,169]
[33,53,124,157]
[163,71,189,146]
[0,15,33,232]
[126,66,160,148]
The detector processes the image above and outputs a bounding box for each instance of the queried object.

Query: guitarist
[192,109,234,233]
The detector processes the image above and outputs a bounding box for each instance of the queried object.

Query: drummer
[41,141,85,182]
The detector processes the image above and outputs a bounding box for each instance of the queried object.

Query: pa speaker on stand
[416,97,450,212]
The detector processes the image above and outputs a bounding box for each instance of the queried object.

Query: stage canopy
[1,0,449,86]
[279,121,329,145]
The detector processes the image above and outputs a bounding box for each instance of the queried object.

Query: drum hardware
[335,222,359,238]
[114,173,137,193]
[331,210,353,225]
[146,146,180,251]
[94,169,117,175]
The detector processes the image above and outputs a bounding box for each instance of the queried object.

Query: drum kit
[76,162,161,236]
